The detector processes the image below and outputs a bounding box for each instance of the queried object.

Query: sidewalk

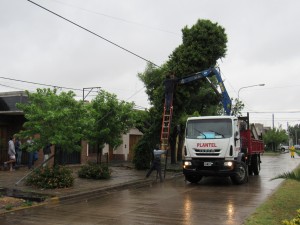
[0,162,183,203]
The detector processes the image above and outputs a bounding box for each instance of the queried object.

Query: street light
[238,84,265,99]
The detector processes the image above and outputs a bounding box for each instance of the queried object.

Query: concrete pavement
[0,162,183,207]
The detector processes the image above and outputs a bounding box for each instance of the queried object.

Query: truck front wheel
[230,161,248,185]
[185,174,202,184]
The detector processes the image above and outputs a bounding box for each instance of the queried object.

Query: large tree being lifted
[135,19,228,167]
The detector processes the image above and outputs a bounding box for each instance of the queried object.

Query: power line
[0,76,82,91]
[0,75,149,109]
[27,0,160,68]
[242,111,300,114]
[0,83,24,91]
[50,0,179,36]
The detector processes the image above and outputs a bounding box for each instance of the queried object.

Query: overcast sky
[1,0,299,129]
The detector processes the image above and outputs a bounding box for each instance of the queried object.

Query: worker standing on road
[289,145,295,158]
[145,148,167,182]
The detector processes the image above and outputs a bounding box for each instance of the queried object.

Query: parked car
[294,144,300,150]
[279,144,289,152]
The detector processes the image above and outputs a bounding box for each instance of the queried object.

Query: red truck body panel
[240,130,264,155]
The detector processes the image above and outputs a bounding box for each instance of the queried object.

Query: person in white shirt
[4,136,16,171]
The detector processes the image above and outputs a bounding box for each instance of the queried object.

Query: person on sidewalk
[43,143,52,167]
[15,137,22,166]
[289,145,295,158]
[26,136,34,169]
[145,147,167,182]
[4,136,16,171]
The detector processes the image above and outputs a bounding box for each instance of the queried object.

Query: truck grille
[193,148,221,156]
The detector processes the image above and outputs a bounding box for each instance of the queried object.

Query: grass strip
[244,168,300,225]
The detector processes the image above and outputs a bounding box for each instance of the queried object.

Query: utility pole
[83,87,101,101]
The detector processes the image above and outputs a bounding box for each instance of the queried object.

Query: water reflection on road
[1,153,299,225]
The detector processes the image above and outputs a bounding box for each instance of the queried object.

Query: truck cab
[183,115,249,185]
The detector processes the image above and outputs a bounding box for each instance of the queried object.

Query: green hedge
[26,166,74,189]
[78,162,111,179]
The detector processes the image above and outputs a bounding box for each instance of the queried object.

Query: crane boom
[177,67,231,115]
[160,67,232,150]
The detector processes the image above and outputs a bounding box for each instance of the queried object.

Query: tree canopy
[135,19,228,165]
[263,128,288,151]
[85,90,135,150]
[16,88,87,152]
[288,124,300,145]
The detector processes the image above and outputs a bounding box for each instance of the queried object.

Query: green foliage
[4,204,13,210]
[282,209,300,225]
[263,128,288,151]
[78,162,111,179]
[22,200,33,207]
[271,167,300,182]
[85,90,135,150]
[16,88,88,152]
[168,19,227,74]
[244,178,300,225]
[231,98,245,117]
[137,19,228,164]
[132,136,153,170]
[288,124,300,146]
[26,166,74,189]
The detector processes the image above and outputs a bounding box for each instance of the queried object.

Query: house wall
[82,128,143,164]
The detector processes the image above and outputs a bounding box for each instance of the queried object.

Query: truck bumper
[183,158,239,177]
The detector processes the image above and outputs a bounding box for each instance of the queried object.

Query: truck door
[234,119,241,153]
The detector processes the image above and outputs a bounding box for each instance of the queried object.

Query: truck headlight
[224,161,233,167]
[183,161,192,169]
[184,161,192,166]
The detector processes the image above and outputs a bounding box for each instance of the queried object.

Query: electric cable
[50,0,179,36]
[0,76,82,91]
[27,0,160,68]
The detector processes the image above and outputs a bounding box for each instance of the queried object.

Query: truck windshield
[186,118,232,139]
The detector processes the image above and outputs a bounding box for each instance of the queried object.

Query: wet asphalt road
[1,152,299,225]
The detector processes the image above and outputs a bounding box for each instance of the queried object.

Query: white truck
[182,114,264,185]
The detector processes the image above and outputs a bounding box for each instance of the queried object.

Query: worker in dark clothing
[163,74,177,110]
[145,148,167,182]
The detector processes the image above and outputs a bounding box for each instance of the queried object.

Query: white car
[279,144,289,152]
[294,145,300,150]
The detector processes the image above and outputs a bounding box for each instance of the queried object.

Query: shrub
[26,166,74,189]
[282,209,300,225]
[132,138,152,170]
[78,162,111,179]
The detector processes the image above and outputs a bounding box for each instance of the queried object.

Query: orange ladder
[160,102,173,150]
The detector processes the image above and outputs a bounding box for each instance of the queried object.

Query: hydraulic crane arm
[177,67,232,115]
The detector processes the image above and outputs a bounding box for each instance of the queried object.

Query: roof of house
[0,91,27,115]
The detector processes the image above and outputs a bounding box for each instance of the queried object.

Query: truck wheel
[231,161,248,185]
[185,174,202,184]
[248,165,253,175]
[252,155,260,175]
[281,148,286,153]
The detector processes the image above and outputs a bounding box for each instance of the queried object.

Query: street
[1,153,299,225]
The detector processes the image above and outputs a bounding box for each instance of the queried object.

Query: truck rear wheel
[252,155,260,175]
[231,161,248,185]
[185,174,202,184]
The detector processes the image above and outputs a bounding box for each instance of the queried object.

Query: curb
[0,172,183,215]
